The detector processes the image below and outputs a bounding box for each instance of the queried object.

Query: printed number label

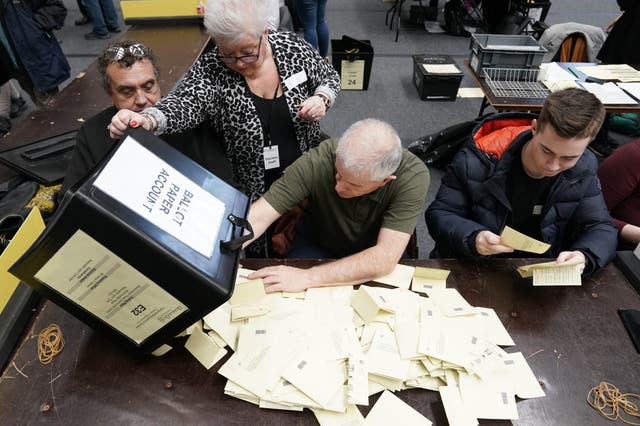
[340,60,365,90]
[131,304,146,316]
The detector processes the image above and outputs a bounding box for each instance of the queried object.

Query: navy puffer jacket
[426,112,617,275]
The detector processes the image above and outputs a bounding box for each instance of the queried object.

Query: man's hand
[248,265,314,294]
[556,250,586,273]
[109,109,150,139]
[476,230,515,255]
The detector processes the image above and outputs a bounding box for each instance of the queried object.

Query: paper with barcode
[458,372,518,420]
[411,267,450,294]
[282,355,345,408]
[347,354,369,405]
[427,288,475,317]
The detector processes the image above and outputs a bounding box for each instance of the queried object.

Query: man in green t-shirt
[244,118,430,293]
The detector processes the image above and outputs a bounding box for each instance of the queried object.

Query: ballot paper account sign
[93,136,226,258]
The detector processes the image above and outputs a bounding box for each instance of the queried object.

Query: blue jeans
[295,0,329,57]
[82,0,119,35]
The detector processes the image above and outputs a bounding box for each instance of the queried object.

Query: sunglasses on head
[105,43,148,61]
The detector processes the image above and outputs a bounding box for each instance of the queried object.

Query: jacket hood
[471,112,537,159]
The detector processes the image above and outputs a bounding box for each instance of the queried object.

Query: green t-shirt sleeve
[381,153,430,234]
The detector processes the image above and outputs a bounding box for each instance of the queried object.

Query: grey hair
[336,119,403,181]
[203,0,268,45]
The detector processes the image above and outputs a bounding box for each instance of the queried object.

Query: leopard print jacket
[145,30,340,203]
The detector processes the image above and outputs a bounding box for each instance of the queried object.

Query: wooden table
[467,61,640,116]
[1,258,638,425]
[0,24,211,183]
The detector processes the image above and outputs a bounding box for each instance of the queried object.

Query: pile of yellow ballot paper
[170,264,545,426]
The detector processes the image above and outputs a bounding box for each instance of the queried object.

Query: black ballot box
[10,127,250,354]
[331,36,374,90]
[412,54,463,101]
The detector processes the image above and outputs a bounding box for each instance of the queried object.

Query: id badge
[263,145,280,170]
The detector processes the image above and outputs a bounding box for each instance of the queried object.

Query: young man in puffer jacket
[426,88,617,275]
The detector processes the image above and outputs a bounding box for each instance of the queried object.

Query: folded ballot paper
[517,259,583,286]
[182,263,544,425]
[9,127,250,353]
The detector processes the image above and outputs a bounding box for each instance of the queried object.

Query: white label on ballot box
[93,136,225,258]
[341,60,365,90]
[35,230,188,344]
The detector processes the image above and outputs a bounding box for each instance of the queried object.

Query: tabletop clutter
[174,264,546,425]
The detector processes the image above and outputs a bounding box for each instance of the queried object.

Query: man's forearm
[243,198,282,248]
[305,230,410,288]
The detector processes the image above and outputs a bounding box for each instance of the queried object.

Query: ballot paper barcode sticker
[34,230,188,344]
[93,136,226,258]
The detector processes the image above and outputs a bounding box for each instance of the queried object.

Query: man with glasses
[107,0,340,260]
[61,40,235,194]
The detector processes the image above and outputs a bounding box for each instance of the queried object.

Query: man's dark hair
[537,88,605,140]
[97,40,160,93]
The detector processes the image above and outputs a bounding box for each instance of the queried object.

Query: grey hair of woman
[336,119,403,182]
[204,0,269,45]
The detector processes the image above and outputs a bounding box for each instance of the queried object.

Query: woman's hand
[109,109,152,139]
[297,95,327,122]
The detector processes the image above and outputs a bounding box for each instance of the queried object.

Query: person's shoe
[74,16,90,26]
[9,97,27,118]
[108,26,121,33]
[84,31,110,40]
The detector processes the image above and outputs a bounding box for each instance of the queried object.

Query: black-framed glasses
[105,43,147,61]
[218,36,262,64]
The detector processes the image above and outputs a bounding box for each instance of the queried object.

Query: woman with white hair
[109,0,340,205]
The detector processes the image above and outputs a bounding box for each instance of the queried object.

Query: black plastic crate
[412,54,463,101]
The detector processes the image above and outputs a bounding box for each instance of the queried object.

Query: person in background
[598,138,640,250]
[589,0,640,157]
[597,0,640,64]
[0,0,69,105]
[295,0,329,59]
[74,0,91,26]
[426,88,617,275]
[62,40,235,194]
[265,0,283,31]
[243,119,430,293]
[108,0,340,255]
[82,0,120,40]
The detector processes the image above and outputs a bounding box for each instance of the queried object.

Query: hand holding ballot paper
[499,227,586,281]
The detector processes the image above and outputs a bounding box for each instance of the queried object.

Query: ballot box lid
[10,127,250,354]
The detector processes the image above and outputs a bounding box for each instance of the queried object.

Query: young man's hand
[475,230,515,256]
